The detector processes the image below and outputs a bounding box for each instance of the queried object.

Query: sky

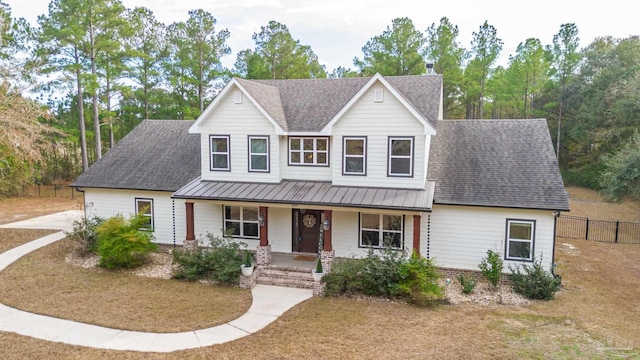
[5,0,639,71]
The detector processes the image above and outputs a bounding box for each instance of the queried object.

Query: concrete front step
[256,265,316,290]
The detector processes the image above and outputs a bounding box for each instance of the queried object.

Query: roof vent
[425,62,435,75]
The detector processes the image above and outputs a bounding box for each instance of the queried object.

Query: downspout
[552,211,560,275]
[73,186,87,219]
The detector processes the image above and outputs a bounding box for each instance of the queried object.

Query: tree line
[0,0,638,200]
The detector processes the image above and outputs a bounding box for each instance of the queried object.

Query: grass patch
[0,196,83,225]
[0,229,56,253]
[0,238,251,333]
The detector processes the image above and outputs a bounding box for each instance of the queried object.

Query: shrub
[323,247,405,297]
[508,257,562,300]
[457,273,477,294]
[65,215,104,254]
[315,257,323,273]
[396,251,443,307]
[243,251,253,267]
[478,250,503,289]
[95,213,157,269]
[323,248,443,307]
[172,233,246,285]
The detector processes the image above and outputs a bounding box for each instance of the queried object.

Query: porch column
[323,210,332,251]
[321,210,335,274]
[259,206,268,246]
[256,206,271,266]
[184,202,197,251]
[413,214,421,256]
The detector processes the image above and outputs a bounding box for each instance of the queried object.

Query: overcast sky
[6,0,639,71]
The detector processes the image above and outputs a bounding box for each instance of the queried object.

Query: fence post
[585,218,589,240]
[615,221,619,243]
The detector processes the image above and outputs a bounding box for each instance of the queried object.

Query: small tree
[478,250,503,289]
[65,215,104,254]
[509,257,562,300]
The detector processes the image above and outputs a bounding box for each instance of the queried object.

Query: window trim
[504,219,536,262]
[288,136,330,167]
[248,135,270,173]
[342,136,367,176]
[223,205,260,240]
[358,213,405,249]
[135,198,154,232]
[387,136,414,177]
[209,135,231,171]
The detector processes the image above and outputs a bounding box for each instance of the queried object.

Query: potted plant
[241,251,254,276]
[312,257,324,281]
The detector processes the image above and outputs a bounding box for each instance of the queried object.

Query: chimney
[425,62,435,75]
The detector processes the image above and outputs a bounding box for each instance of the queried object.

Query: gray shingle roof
[71,120,200,191]
[174,178,436,212]
[427,119,570,211]
[241,74,442,131]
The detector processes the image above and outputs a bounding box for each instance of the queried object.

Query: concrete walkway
[0,211,313,352]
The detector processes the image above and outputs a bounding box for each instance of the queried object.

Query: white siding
[427,205,556,272]
[332,83,429,189]
[278,137,333,181]
[83,189,178,245]
[266,207,292,253]
[198,85,280,183]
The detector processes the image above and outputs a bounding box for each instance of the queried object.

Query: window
[248,136,269,172]
[505,219,535,261]
[135,198,154,231]
[388,137,414,176]
[343,137,366,175]
[289,137,329,166]
[224,205,259,239]
[210,135,230,171]
[360,213,404,249]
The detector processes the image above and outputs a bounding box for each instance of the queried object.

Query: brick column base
[239,268,259,289]
[256,245,272,266]
[320,249,335,273]
[183,239,198,252]
[313,281,325,296]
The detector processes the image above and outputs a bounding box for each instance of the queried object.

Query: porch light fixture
[258,214,265,227]
[322,219,330,231]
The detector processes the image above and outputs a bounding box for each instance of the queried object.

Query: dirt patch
[566,186,640,222]
[0,229,57,253]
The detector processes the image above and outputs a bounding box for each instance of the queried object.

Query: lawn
[0,188,638,359]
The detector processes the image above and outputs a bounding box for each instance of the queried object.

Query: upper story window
[248,136,269,172]
[289,137,329,166]
[388,136,414,177]
[210,135,230,171]
[343,136,366,175]
[505,219,535,261]
[135,198,154,231]
[360,213,404,249]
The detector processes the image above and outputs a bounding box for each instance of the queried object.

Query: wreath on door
[302,214,317,228]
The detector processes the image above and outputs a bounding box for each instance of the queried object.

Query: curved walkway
[0,211,313,352]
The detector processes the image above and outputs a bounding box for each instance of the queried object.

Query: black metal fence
[557,215,640,244]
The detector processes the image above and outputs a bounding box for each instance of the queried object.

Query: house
[72,73,569,280]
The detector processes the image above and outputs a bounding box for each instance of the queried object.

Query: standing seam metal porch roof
[173,178,435,212]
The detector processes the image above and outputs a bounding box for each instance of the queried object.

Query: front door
[292,209,320,253]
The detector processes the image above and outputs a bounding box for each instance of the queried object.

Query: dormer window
[248,135,269,172]
[210,135,230,171]
[343,136,366,175]
[388,136,414,177]
[288,137,329,166]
